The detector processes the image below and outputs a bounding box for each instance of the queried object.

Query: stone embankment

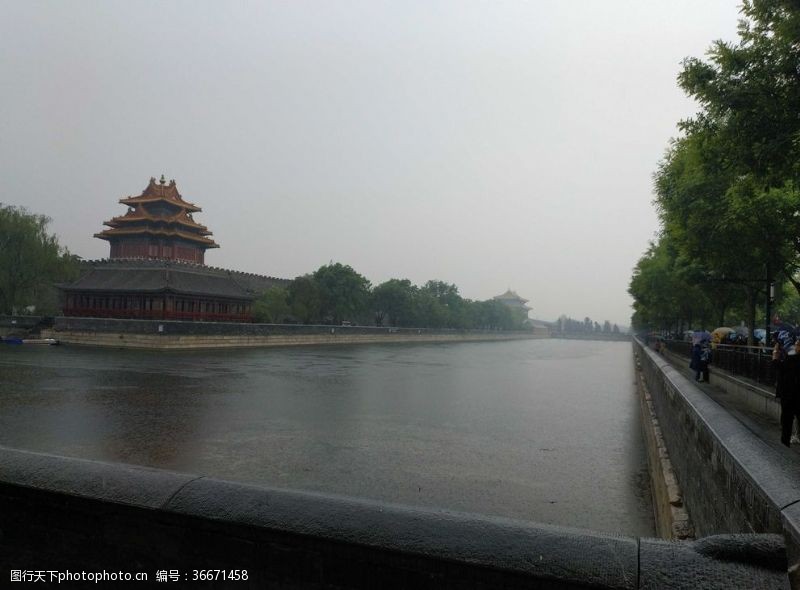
[0,315,46,338]
[634,337,800,588]
[634,347,694,540]
[41,317,547,349]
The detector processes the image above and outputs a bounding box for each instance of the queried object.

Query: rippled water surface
[0,338,653,535]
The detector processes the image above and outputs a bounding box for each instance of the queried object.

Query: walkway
[660,347,799,457]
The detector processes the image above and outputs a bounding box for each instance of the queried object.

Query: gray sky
[0,1,741,326]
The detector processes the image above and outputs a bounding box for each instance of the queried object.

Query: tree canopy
[0,204,79,315]
[250,262,528,331]
[252,286,292,324]
[312,263,372,324]
[630,1,800,337]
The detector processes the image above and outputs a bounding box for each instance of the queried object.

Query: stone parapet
[0,445,789,588]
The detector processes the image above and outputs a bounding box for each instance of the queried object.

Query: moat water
[0,338,654,536]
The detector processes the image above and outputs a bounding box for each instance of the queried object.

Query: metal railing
[664,339,776,386]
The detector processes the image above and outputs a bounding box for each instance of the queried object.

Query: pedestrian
[690,336,711,383]
[772,330,800,447]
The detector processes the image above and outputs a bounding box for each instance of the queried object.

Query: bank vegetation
[253,263,529,330]
[629,1,800,339]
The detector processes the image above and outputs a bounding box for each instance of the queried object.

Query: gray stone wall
[634,348,693,540]
[0,315,47,337]
[0,445,788,589]
[52,316,495,336]
[635,338,800,535]
[78,258,290,296]
[46,317,542,349]
[0,315,44,329]
[635,338,800,587]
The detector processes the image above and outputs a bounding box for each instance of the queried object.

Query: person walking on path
[690,334,711,383]
[772,327,800,447]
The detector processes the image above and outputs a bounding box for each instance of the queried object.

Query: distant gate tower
[94,175,219,264]
[493,289,531,319]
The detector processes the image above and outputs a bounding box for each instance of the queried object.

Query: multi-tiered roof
[94,176,218,263]
[493,289,531,312]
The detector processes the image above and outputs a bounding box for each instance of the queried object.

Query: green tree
[654,127,781,340]
[419,280,461,328]
[0,204,79,315]
[411,289,449,328]
[451,298,480,330]
[473,299,516,330]
[252,286,291,323]
[672,1,800,299]
[372,278,417,327]
[775,281,800,325]
[628,237,716,333]
[287,275,322,324]
[312,263,371,324]
[421,280,461,307]
[678,0,800,187]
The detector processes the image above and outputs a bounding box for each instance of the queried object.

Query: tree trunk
[746,287,758,347]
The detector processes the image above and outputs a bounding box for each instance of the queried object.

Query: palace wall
[0,315,45,337]
[43,317,544,349]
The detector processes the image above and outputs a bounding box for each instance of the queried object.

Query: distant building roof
[493,289,529,304]
[61,259,290,300]
[119,176,202,212]
[493,289,531,312]
[95,176,219,250]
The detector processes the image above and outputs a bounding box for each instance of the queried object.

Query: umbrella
[691,330,711,345]
[771,321,797,353]
[711,327,734,345]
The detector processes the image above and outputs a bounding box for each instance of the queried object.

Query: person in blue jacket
[690,339,711,383]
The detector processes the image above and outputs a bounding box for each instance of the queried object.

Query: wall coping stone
[0,445,638,587]
[0,446,197,509]
[0,443,790,588]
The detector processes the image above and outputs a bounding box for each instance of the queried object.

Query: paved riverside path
[661,347,800,457]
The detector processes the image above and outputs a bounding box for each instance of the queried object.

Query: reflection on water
[0,339,653,535]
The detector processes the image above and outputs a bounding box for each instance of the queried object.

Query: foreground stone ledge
[0,446,789,588]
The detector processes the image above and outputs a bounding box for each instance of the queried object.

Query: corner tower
[493,289,531,318]
[94,175,219,264]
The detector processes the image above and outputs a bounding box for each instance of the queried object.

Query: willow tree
[0,204,78,315]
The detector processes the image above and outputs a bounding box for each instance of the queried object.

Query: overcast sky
[0,1,742,326]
